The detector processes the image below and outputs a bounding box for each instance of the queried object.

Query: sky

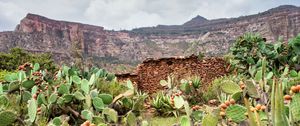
[0,0,299,31]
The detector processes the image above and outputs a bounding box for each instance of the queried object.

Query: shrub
[0,48,56,71]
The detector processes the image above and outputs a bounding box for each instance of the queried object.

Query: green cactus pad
[74,91,85,100]
[37,93,47,105]
[180,116,191,126]
[33,63,40,71]
[93,97,104,111]
[72,75,81,84]
[231,92,242,101]
[290,93,300,122]
[28,99,37,123]
[126,111,137,126]
[63,94,73,103]
[0,110,17,126]
[88,74,96,85]
[58,84,69,95]
[106,74,115,81]
[290,70,298,77]
[57,97,65,105]
[0,95,9,106]
[245,80,259,98]
[22,91,32,102]
[90,89,99,98]
[93,116,105,124]
[4,73,18,82]
[225,104,247,123]
[102,108,118,123]
[98,94,113,104]
[49,93,58,104]
[221,80,242,94]
[202,113,218,126]
[52,117,62,126]
[81,79,89,95]
[22,80,35,89]
[81,110,93,121]
[174,96,184,109]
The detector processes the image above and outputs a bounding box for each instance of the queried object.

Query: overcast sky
[0,0,299,31]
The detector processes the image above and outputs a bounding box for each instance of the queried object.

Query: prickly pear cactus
[92,97,105,111]
[52,116,62,126]
[0,95,9,106]
[0,110,17,126]
[103,108,118,123]
[202,113,218,126]
[180,116,191,126]
[221,80,242,94]
[22,80,35,89]
[225,104,247,123]
[28,99,37,123]
[290,93,300,122]
[126,111,137,126]
[174,96,184,109]
[74,91,85,100]
[58,84,69,95]
[98,94,113,104]
[245,80,259,98]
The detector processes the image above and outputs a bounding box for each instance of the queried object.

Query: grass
[147,117,180,126]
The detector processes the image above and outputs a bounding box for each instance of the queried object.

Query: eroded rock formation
[0,5,299,72]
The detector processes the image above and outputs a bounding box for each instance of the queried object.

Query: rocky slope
[0,5,300,72]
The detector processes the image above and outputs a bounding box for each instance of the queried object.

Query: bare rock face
[0,5,300,72]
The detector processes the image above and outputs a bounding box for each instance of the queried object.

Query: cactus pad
[74,91,85,100]
[58,84,69,95]
[28,99,37,123]
[126,112,137,126]
[0,110,17,126]
[81,110,93,121]
[81,79,89,95]
[290,93,300,122]
[63,94,73,103]
[22,80,35,89]
[174,96,184,109]
[0,95,9,106]
[245,80,259,98]
[221,80,241,94]
[98,94,113,104]
[72,75,81,84]
[37,93,47,105]
[93,97,104,111]
[225,104,247,123]
[52,117,62,126]
[102,108,118,123]
[49,93,58,104]
[202,113,218,126]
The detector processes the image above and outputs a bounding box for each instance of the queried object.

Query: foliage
[229,33,300,76]
[0,62,147,125]
[0,70,14,81]
[0,48,56,71]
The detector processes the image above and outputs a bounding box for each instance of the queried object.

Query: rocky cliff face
[0,5,300,72]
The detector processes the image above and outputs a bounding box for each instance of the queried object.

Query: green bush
[0,48,56,71]
[0,70,14,81]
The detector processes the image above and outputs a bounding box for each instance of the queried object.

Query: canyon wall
[0,5,299,72]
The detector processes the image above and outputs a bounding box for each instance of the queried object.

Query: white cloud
[0,0,299,31]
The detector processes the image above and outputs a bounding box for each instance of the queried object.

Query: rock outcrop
[0,5,300,72]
